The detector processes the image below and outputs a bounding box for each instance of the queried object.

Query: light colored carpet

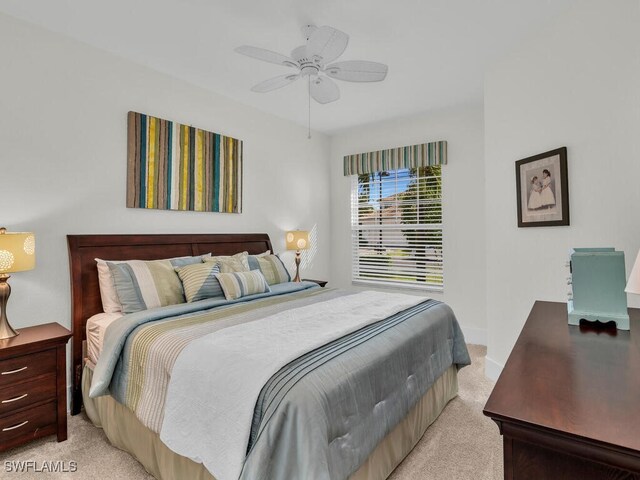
[388,345,502,480]
[1,345,501,479]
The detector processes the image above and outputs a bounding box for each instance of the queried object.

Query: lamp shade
[0,229,36,274]
[626,250,640,295]
[286,230,310,251]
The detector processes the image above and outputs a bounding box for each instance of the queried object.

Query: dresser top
[484,301,640,454]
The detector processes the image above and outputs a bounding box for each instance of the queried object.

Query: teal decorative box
[567,248,629,330]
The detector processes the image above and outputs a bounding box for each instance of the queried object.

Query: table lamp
[286,230,309,282]
[626,250,640,296]
[0,228,36,339]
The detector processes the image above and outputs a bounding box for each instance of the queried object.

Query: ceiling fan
[235,25,388,137]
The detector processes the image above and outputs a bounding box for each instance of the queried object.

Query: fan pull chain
[307,75,311,139]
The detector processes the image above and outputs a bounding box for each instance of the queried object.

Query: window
[351,166,443,290]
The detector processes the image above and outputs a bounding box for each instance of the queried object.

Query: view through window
[351,166,443,290]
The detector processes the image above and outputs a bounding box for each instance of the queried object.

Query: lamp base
[293,251,302,282]
[0,275,18,340]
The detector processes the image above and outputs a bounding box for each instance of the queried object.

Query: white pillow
[95,259,122,313]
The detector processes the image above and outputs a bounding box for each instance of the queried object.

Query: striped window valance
[343,141,447,176]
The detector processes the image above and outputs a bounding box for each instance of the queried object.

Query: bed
[67,233,470,480]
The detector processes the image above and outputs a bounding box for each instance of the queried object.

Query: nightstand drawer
[0,374,56,416]
[0,323,71,450]
[0,401,56,449]
[0,349,56,389]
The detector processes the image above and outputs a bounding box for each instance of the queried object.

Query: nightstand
[0,323,72,452]
[303,279,328,288]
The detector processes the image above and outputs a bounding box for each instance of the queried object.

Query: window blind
[351,166,443,290]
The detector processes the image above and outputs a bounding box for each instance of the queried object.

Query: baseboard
[484,356,504,381]
[461,326,487,346]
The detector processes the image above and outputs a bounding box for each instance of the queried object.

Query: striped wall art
[127,111,243,213]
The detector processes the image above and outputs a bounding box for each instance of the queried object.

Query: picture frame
[515,147,569,227]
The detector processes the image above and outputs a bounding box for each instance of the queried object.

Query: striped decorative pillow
[247,251,271,271]
[215,270,271,301]
[204,251,250,273]
[176,262,224,302]
[107,256,204,313]
[254,254,290,285]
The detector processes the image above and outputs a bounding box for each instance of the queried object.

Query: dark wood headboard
[66,233,273,414]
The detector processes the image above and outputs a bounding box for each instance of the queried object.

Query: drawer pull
[2,393,28,404]
[1,366,28,376]
[2,420,28,432]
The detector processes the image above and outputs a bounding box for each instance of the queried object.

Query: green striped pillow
[215,270,270,301]
[176,262,224,302]
[107,256,204,313]
[254,254,290,285]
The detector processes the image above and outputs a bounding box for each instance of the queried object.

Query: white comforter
[159,290,424,480]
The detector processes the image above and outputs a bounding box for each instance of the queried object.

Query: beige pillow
[215,270,271,301]
[255,255,291,285]
[205,251,250,273]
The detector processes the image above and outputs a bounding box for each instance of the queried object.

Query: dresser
[484,301,640,479]
[0,323,72,452]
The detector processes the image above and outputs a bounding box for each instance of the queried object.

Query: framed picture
[515,147,569,227]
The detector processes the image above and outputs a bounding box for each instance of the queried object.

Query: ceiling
[0,0,577,134]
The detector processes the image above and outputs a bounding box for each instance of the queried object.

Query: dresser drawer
[0,401,56,449]
[0,349,56,389]
[0,373,56,417]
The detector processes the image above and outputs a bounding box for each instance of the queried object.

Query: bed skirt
[82,363,458,480]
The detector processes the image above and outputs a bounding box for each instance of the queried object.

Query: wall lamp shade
[626,250,640,295]
[286,231,310,251]
[285,230,309,283]
[0,228,36,339]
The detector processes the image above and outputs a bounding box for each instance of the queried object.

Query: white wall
[5,0,639,393]
[484,0,640,379]
[330,106,487,344]
[0,12,331,338]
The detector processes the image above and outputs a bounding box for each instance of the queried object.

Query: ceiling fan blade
[235,45,297,68]
[325,60,388,82]
[306,26,349,64]
[310,76,340,104]
[251,74,300,93]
